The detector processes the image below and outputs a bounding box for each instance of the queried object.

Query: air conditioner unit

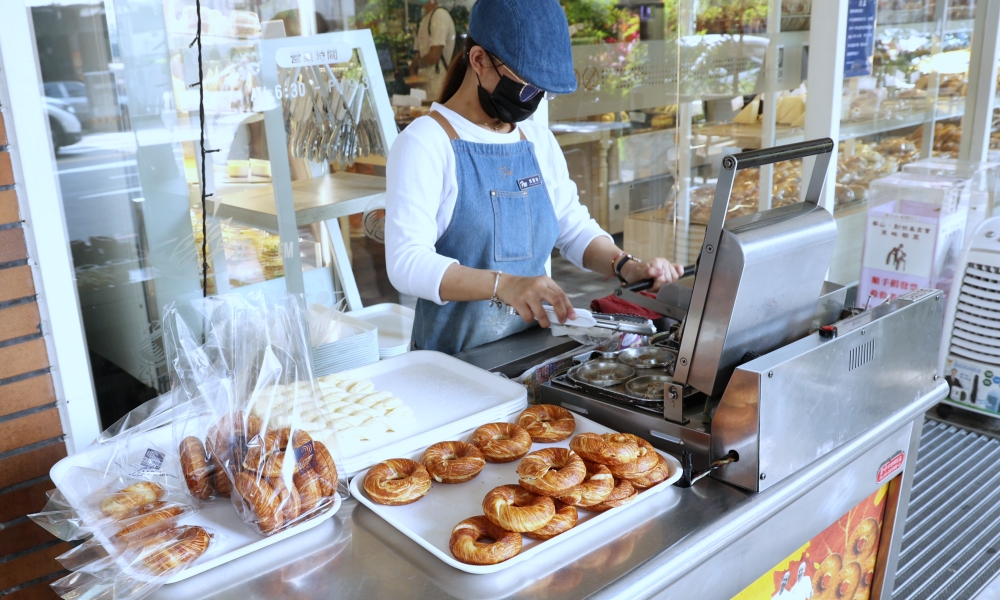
[941,216,1000,416]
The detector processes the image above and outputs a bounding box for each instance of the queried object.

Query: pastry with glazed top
[587,479,637,512]
[363,458,431,506]
[421,441,485,483]
[482,485,555,532]
[569,433,640,466]
[516,448,586,496]
[101,482,167,520]
[449,516,522,565]
[557,460,615,507]
[469,422,532,463]
[516,405,576,443]
[523,500,577,541]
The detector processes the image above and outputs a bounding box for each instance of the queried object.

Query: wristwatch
[613,253,641,285]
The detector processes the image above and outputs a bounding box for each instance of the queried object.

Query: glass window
[43,82,64,97]
[28,0,391,427]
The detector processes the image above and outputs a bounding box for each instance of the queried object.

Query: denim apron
[411,112,560,354]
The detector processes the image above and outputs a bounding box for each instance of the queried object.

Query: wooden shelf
[192,171,386,233]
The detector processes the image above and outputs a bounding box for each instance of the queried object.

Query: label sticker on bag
[129,448,170,479]
[877,450,905,483]
[517,175,542,190]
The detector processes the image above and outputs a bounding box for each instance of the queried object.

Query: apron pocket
[491,190,533,262]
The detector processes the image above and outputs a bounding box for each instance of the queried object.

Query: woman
[385,0,684,355]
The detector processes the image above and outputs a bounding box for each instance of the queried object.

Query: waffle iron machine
[539,139,944,492]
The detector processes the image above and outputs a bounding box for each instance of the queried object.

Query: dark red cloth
[590,291,662,320]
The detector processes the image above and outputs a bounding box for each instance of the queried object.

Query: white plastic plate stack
[350,303,415,359]
[312,312,380,377]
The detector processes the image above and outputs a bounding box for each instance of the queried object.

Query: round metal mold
[626,375,674,400]
[617,346,677,370]
[568,361,635,387]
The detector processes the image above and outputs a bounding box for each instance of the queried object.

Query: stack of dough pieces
[248,374,416,454]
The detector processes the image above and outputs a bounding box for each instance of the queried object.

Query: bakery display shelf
[188,171,386,233]
[839,99,965,140]
[695,122,805,148]
[876,18,974,35]
[351,410,681,575]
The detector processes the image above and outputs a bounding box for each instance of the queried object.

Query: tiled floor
[976,578,1000,600]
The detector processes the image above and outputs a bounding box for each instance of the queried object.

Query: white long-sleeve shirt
[385,103,611,305]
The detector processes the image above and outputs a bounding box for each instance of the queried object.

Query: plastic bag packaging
[50,525,219,600]
[163,291,347,536]
[27,431,210,600]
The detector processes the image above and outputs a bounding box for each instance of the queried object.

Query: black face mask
[477,74,543,124]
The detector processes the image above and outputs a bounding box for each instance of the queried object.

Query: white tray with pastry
[49,418,342,584]
[311,351,528,477]
[350,405,681,574]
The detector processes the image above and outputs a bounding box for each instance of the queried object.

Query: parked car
[44,96,82,151]
[44,81,91,124]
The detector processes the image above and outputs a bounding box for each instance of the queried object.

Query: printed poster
[732,484,889,599]
[858,211,937,303]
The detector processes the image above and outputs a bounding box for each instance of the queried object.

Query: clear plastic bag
[162,291,348,536]
[29,452,213,599]
[50,524,219,600]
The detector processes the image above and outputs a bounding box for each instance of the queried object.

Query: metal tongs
[591,313,657,335]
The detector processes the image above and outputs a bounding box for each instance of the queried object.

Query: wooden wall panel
[0,265,34,302]
[0,375,55,420]
[0,480,53,524]
[0,519,55,557]
[4,579,61,600]
[0,409,61,455]
[0,443,65,490]
[0,111,7,145]
[0,226,27,264]
[0,301,41,343]
[4,579,62,600]
[0,152,12,187]
[0,542,71,590]
[0,338,48,381]
[0,189,17,226]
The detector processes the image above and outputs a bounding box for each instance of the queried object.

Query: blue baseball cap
[468,0,577,95]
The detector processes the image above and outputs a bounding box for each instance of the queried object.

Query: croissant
[100,482,166,520]
[113,504,185,544]
[310,441,339,496]
[293,470,323,514]
[142,526,211,575]
[180,436,214,500]
[234,472,284,534]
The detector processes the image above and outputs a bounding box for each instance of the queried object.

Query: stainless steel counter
[151,375,948,600]
[146,329,947,600]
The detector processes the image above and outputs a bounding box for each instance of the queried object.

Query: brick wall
[0,108,68,598]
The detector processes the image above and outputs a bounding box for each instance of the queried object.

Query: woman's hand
[620,258,684,292]
[496,274,576,328]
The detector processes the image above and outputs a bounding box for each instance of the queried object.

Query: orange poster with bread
[733,484,889,599]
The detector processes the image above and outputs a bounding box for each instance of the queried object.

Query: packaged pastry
[164,292,348,536]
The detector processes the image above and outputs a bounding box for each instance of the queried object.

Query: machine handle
[724,138,834,171]
[620,265,696,293]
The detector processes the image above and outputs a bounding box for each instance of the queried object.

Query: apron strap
[429,111,528,141]
[429,111,460,140]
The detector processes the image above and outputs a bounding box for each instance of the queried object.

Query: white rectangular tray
[337,351,528,477]
[50,421,341,584]
[350,411,682,574]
